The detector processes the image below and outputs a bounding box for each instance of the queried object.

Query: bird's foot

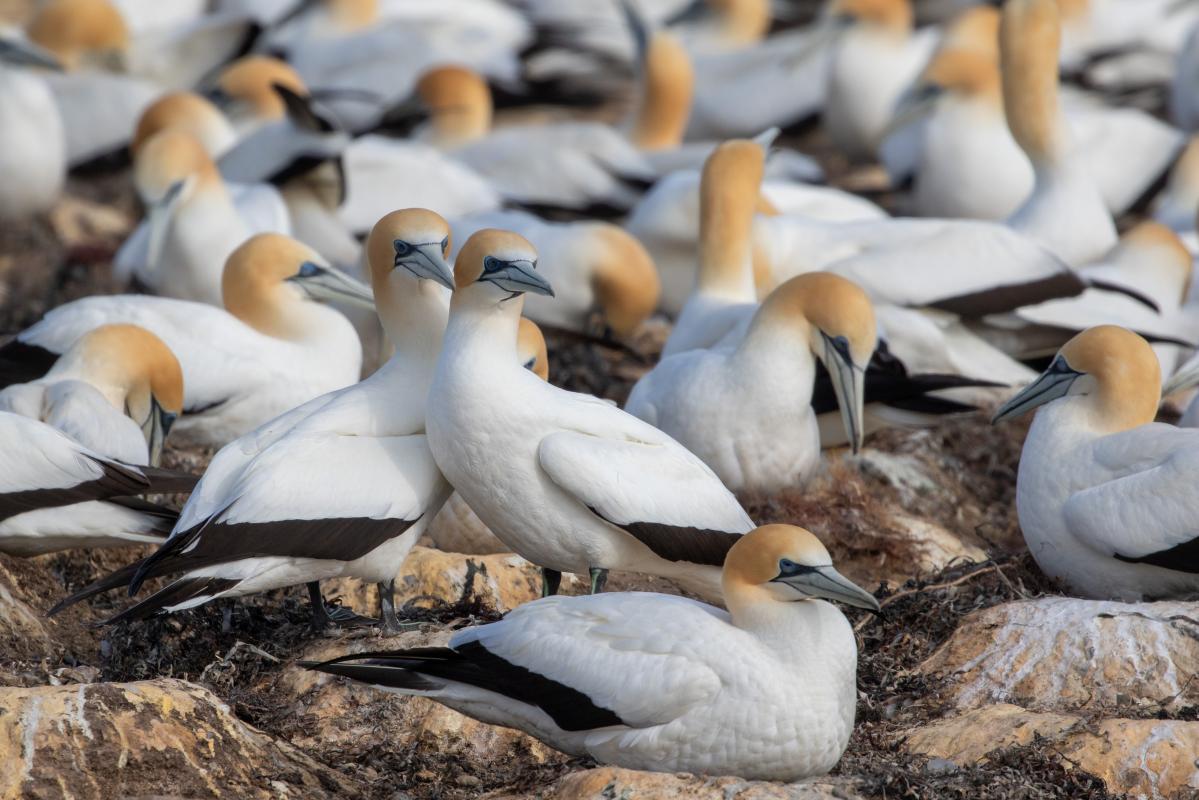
[588,567,609,594]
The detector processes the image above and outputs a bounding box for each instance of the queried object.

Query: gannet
[629,273,875,492]
[427,229,755,600]
[130,130,253,305]
[993,326,1199,600]
[208,55,309,136]
[0,233,370,447]
[53,209,458,632]
[1153,136,1199,235]
[412,65,655,216]
[0,412,191,556]
[0,324,182,466]
[305,524,878,780]
[115,97,292,289]
[0,34,66,221]
[450,211,659,339]
[999,0,1116,267]
[823,0,939,163]
[889,5,1182,221]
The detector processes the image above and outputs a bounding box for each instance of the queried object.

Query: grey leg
[307,581,330,632]
[541,568,562,597]
[378,579,402,634]
[588,567,608,594]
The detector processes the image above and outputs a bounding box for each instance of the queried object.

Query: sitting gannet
[628,273,876,492]
[0,233,370,447]
[0,325,182,466]
[0,34,65,221]
[993,326,1199,600]
[427,229,755,600]
[0,412,191,556]
[450,211,659,339]
[306,524,878,780]
[53,209,458,632]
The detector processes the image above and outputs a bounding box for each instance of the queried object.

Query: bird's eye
[483,256,503,273]
[440,236,450,255]
[778,558,801,574]
[297,262,321,278]
[831,335,850,356]
[393,240,412,257]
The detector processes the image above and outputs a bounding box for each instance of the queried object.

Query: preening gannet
[305,524,878,780]
[0,233,370,446]
[53,209,458,632]
[451,211,659,339]
[0,412,192,556]
[1000,0,1116,267]
[0,34,66,221]
[427,229,755,600]
[0,324,182,466]
[993,326,1199,600]
[823,0,939,163]
[629,273,876,492]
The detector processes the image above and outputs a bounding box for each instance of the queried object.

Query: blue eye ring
[393,240,412,257]
[483,256,503,273]
[297,261,322,278]
[440,236,450,255]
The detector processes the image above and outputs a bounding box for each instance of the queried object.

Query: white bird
[427,229,755,600]
[450,211,659,339]
[999,0,1116,267]
[412,66,655,215]
[0,233,370,447]
[0,34,66,221]
[51,209,459,633]
[1153,135,1199,235]
[822,0,939,164]
[304,524,879,781]
[993,325,1199,600]
[0,324,183,466]
[0,412,192,556]
[629,272,876,493]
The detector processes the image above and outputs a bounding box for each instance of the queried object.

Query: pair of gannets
[449,211,659,339]
[890,5,1181,221]
[994,325,1199,601]
[0,34,66,221]
[0,233,371,447]
[0,324,182,466]
[0,412,194,557]
[307,524,879,781]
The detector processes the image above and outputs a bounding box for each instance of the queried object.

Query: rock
[48,195,132,249]
[274,635,565,781]
[0,557,56,661]
[888,513,987,575]
[427,492,507,555]
[902,704,1199,800]
[326,546,583,617]
[919,597,1199,714]
[493,767,863,799]
[854,451,940,503]
[0,678,356,798]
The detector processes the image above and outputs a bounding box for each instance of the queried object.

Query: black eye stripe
[776,558,818,577]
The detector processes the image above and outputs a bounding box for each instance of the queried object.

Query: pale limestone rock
[920,597,1199,713]
[48,195,132,248]
[327,546,583,617]
[427,492,507,555]
[280,636,563,770]
[0,678,355,799]
[902,704,1199,800]
[491,767,863,799]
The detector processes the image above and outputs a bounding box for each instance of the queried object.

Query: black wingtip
[1086,278,1161,313]
[46,559,143,617]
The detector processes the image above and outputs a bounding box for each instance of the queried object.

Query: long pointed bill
[1164,361,1199,396]
[141,396,176,467]
[0,37,64,71]
[823,333,865,455]
[397,243,455,291]
[288,262,377,310]
[882,84,943,139]
[482,260,555,298]
[992,357,1081,423]
[146,179,187,269]
[780,565,881,613]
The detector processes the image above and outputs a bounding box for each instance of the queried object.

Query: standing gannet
[629,273,875,492]
[0,34,66,221]
[993,326,1199,600]
[55,209,459,632]
[0,233,370,446]
[306,524,878,780]
[130,130,253,305]
[1000,0,1115,267]
[427,229,755,600]
[0,324,182,466]
[823,0,939,163]
[0,412,190,556]
[412,66,654,216]
[450,211,659,339]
